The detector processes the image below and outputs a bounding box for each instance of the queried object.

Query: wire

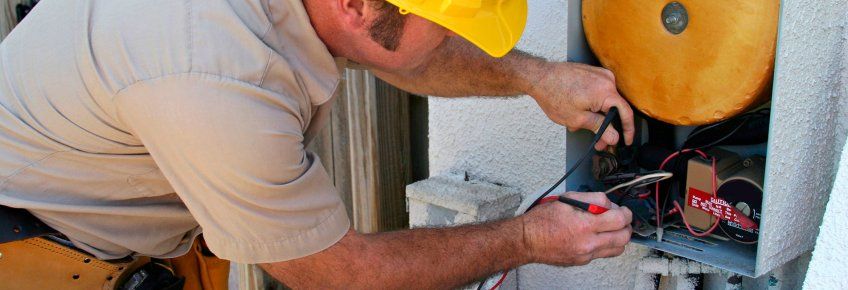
[480,108,620,290]
[655,149,721,237]
[689,119,748,151]
[655,149,704,228]
[684,108,770,149]
[526,107,619,212]
[654,149,721,235]
[673,200,720,237]
[604,171,673,194]
[487,272,508,290]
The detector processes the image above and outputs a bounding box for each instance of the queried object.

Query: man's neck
[302,0,347,58]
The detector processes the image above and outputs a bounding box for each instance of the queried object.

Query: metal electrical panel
[565,0,828,277]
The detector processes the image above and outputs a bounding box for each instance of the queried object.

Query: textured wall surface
[757,0,848,276]
[426,0,847,288]
[805,16,848,286]
[805,138,848,289]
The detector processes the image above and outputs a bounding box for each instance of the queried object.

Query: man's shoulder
[85,0,278,92]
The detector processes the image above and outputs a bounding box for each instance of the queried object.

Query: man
[0,0,635,288]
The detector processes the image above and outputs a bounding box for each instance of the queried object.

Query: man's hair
[368,1,408,51]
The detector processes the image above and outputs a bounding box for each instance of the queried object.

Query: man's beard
[368,2,407,51]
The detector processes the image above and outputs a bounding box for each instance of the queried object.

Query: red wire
[489,195,559,290]
[672,200,721,237]
[489,272,508,290]
[654,149,721,237]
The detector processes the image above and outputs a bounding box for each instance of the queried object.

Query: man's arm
[261,192,632,289]
[371,37,635,150]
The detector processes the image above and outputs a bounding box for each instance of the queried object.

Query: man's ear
[336,0,368,28]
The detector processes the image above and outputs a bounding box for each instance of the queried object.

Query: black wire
[476,108,620,290]
[476,277,486,290]
[684,108,769,148]
[689,118,749,151]
[526,107,619,212]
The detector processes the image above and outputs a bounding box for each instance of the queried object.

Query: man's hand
[522,192,633,266]
[528,62,635,151]
[373,37,635,150]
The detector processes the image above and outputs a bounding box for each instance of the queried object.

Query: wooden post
[344,69,382,233]
[373,78,412,231]
[343,69,412,233]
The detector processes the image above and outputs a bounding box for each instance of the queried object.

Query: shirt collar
[264,0,342,106]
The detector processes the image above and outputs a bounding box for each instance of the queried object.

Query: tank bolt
[665,15,678,24]
[661,2,689,34]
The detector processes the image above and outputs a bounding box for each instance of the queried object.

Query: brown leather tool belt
[0,205,150,290]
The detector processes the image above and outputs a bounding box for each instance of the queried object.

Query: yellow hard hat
[385,0,527,57]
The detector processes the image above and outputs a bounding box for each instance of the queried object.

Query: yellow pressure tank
[582,0,780,125]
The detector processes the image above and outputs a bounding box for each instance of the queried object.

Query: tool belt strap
[0,205,59,244]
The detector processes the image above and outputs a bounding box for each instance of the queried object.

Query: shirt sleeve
[114,73,349,263]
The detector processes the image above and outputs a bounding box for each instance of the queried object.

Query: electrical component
[683,149,741,231]
[682,150,764,243]
[716,157,764,244]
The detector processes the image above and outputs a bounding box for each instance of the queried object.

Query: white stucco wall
[754,0,848,276]
[803,6,848,288]
[427,0,847,288]
[804,138,848,289]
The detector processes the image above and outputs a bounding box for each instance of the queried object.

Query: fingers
[575,111,621,151]
[598,226,633,248]
[597,127,619,151]
[592,207,633,232]
[573,111,604,133]
[589,226,632,259]
[601,95,635,146]
[593,245,627,259]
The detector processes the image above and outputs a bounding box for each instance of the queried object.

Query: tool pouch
[0,237,150,290]
[0,205,149,289]
[166,237,230,290]
[0,206,227,290]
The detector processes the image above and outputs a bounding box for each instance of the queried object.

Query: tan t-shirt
[0,0,350,264]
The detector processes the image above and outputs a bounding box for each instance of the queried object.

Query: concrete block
[407,175,522,228]
[406,175,522,289]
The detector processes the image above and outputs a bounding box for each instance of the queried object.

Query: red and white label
[687,187,758,230]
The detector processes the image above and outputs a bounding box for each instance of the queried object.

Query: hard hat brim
[387,0,528,57]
